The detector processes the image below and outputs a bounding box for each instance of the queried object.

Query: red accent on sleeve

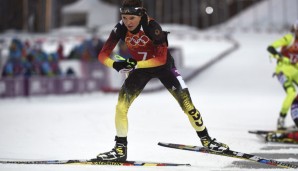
[98,32,119,67]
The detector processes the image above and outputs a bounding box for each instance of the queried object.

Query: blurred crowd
[68,36,104,62]
[1,36,105,78]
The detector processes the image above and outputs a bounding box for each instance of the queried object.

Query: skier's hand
[113,58,137,73]
[271,54,283,65]
[267,46,282,60]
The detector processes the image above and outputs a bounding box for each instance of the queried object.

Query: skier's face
[121,14,141,31]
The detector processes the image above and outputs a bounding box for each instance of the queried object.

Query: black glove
[126,58,137,68]
[113,58,137,73]
[267,46,282,58]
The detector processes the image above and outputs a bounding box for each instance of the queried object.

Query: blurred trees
[0,0,262,32]
[0,0,77,33]
[103,0,261,29]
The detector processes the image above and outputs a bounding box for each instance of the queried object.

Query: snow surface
[1,0,298,170]
[0,29,297,171]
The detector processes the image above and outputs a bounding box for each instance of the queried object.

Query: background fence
[0,61,108,98]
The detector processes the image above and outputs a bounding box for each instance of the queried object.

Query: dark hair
[122,0,143,7]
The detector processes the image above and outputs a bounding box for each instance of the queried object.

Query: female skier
[96,0,229,161]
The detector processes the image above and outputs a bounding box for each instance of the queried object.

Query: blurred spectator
[23,40,31,57]
[2,38,24,77]
[57,42,65,60]
[30,42,52,76]
[9,39,23,60]
[1,38,63,78]
[2,60,14,77]
[92,35,104,59]
[48,53,61,76]
[23,54,39,77]
[1,35,106,78]
[68,45,83,60]
[68,36,104,61]
[81,40,93,61]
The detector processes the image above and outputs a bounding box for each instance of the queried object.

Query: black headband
[120,7,143,16]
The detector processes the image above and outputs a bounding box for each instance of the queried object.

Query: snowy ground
[0,28,297,171]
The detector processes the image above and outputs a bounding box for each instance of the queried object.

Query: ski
[248,130,273,135]
[248,130,289,135]
[158,142,298,169]
[0,158,190,166]
[249,129,298,144]
[248,125,297,135]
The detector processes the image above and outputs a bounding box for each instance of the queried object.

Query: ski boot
[265,132,297,143]
[96,136,127,161]
[266,132,286,142]
[200,136,229,153]
[277,115,286,130]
